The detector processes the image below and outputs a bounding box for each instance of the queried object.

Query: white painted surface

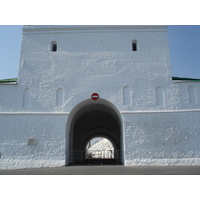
[0,25,200,169]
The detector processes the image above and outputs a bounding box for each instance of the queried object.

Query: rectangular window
[132,42,137,51]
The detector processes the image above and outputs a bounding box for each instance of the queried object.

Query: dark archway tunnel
[68,104,122,165]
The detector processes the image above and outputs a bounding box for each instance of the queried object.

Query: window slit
[52,44,57,52]
[132,43,137,51]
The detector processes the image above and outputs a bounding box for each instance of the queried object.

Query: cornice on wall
[23,25,167,34]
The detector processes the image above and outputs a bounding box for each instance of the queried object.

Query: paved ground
[1,165,200,175]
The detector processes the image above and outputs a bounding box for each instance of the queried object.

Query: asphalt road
[1,165,200,175]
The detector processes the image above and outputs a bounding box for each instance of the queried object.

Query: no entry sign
[91,93,99,100]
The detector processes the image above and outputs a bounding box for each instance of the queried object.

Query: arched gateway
[66,99,123,165]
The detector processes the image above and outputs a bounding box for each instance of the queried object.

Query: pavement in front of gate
[1,165,200,175]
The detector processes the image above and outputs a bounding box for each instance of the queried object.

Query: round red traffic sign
[91,93,99,100]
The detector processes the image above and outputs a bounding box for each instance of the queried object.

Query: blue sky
[0,25,200,80]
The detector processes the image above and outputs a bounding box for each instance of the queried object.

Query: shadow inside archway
[68,103,123,166]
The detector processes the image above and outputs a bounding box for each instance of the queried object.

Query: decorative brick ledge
[23,25,167,33]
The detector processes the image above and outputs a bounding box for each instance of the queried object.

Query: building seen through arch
[86,137,114,159]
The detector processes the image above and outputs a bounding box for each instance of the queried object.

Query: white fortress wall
[0,25,200,169]
[123,111,200,166]
[0,114,67,170]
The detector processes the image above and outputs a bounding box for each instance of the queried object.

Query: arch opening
[66,100,123,165]
[51,41,57,52]
[132,40,137,51]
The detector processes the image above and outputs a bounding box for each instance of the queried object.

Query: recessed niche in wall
[123,86,131,106]
[56,88,64,107]
[156,86,164,106]
[27,138,37,146]
[189,85,197,105]
[23,88,31,107]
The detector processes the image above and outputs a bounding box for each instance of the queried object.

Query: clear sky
[0,25,200,80]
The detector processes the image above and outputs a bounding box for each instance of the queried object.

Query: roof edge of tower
[23,25,168,34]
